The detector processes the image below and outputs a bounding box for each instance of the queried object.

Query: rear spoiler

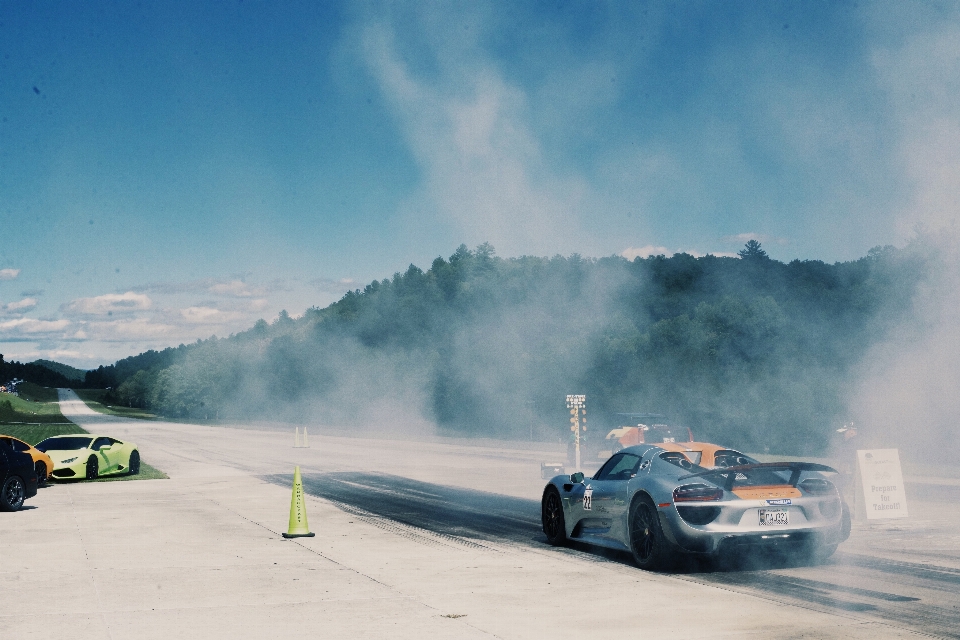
[678,462,838,490]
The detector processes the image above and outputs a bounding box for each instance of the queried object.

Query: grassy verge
[0,390,69,424]
[0,423,87,444]
[72,389,161,420]
[15,381,61,403]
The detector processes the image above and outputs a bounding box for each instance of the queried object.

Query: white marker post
[857,449,909,519]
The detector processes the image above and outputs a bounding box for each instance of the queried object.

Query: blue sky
[2,1,959,367]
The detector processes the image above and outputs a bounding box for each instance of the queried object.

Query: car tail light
[799,478,836,496]
[673,483,724,502]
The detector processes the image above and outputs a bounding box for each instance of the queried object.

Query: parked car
[35,434,140,480]
[0,439,38,511]
[0,435,54,485]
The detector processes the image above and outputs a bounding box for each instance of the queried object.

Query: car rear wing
[678,462,838,490]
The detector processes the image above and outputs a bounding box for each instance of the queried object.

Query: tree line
[75,240,925,455]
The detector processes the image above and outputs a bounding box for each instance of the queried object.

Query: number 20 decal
[583,487,593,511]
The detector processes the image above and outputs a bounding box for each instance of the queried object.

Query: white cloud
[131,277,273,298]
[62,292,152,316]
[0,318,70,335]
[4,297,38,313]
[80,318,177,341]
[179,306,245,325]
[0,269,20,280]
[208,280,260,298]
[309,277,357,294]
[621,245,671,260]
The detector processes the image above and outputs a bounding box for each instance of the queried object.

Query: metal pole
[575,411,581,472]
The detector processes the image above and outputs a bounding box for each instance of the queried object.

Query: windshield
[36,436,93,452]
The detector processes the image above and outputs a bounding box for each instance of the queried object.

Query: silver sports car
[541,444,850,570]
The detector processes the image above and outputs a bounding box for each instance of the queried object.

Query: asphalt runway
[284,471,960,640]
[43,390,958,638]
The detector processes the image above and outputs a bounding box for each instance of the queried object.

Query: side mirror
[570,472,584,484]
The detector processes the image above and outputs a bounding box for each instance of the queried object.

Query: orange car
[655,441,755,469]
[0,435,54,486]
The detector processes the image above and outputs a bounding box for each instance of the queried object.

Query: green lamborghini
[36,434,140,480]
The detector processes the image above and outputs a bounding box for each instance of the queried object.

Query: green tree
[738,239,768,260]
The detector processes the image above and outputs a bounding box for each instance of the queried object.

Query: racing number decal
[583,487,593,511]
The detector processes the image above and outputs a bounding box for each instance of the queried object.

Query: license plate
[759,508,789,526]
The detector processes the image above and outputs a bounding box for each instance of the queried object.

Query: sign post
[566,394,586,472]
[857,449,908,520]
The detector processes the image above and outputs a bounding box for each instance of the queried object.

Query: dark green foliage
[0,355,74,389]
[31,359,87,381]
[90,241,926,455]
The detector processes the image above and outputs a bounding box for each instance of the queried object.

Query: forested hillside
[86,241,925,455]
[0,355,76,389]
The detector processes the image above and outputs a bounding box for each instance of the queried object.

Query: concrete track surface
[0,390,956,639]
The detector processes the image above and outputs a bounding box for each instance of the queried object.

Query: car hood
[45,449,91,462]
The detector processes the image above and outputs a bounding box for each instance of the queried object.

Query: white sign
[857,449,908,519]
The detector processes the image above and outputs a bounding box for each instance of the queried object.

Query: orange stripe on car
[731,485,802,500]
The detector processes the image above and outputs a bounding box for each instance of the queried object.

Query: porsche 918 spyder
[36,434,140,480]
[542,445,850,570]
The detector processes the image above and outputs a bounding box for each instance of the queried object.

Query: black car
[0,439,38,511]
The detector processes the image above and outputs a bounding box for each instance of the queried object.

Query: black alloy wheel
[542,487,567,545]
[629,496,672,571]
[85,456,99,480]
[35,461,48,487]
[128,450,140,475]
[0,476,26,511]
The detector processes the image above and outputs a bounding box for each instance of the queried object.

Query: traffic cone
[302,427,309,448]
[282,466,315,538]
[294,427,300,448]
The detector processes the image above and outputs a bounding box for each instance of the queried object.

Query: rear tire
[541,487,568,545]
[128,450,140,475]
[85,456,99,480]
[35,461,47,487]
[629,495,674,571]
[839,502,851,542]
[1,476,25,511]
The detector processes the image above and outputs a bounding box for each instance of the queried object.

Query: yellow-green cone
[282,466,315,538]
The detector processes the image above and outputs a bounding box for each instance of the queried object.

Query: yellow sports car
[35,434,140,480]
[0,435,54,485]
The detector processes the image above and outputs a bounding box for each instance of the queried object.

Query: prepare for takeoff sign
[857,449,909,519]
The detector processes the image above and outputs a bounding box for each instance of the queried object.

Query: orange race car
[0,435,54,486]
[604,421,755,470]
[654,441,755,469]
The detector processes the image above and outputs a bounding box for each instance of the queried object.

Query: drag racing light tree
[566,394,586,472]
